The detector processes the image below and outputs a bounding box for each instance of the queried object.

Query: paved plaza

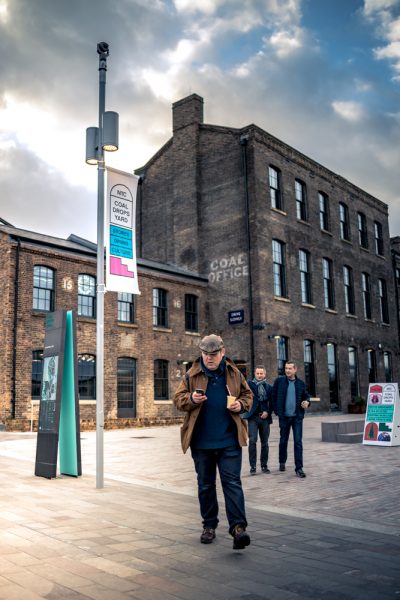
[0,413,399,599]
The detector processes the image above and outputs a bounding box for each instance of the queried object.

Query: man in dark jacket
[272,361,311,478]
[173,334,252,550]
[243,366,273,475]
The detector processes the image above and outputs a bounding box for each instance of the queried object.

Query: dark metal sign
[228,309,244,324]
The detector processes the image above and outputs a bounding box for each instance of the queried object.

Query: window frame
[339,202,350,241]
[33,265,55,312]
[374,221,384,256]
[361,272,372,320]
[152,288,168,328]
[185,294,198,332]
[154,359,169,400]
[118,292,135,323]
[343,265,355,315]
[358,212,368,249]
[378,278,389,324]
[322,258,335,310]
[272,239,287,298]
[295,179,307,221]
[299,249,312,304]
[78,274,96,318]
[269,165,283,211]
[78,354,96,399]
[319,192,330,231]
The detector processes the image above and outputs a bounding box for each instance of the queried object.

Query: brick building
[0,219,208,430]
[136,94,399,410]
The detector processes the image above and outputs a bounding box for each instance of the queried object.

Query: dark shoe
[250,467,256,475]
[279,463,286,472]
[232,525,250,550]
[296,469,306,478]
[200,527,216,544]
[261,465,270,473]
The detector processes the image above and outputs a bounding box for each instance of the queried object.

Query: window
[343,265,355,315]
[32,350,43,398]
[154,359,169,400]
[327,343,339,408]
[322,258,335,309]
[358,212,368,249]
[348,347,359,401]
[118,292,134,323]
[185,294,198,332]
[378,279,389,324]
[339,203,350,241]
[33,266,55,312]
[276,336,288,376]
[374,221,384,256]
[303,340,316,396]
[269,166,282,210]
[78,354,96,399]
[361,273,372,319]
[384,352,393,383]
[396,267,400,287]
[295,179,307,221]
[78,274,96,318]
[299,249,312,304]
[272,240,287,297]
[367,349,377,383]
[319,192,329,231]
[117,357,136,417]
[153,288,168,327]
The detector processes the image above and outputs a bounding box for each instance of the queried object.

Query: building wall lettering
[208,253,248,283]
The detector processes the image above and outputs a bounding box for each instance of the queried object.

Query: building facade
[0,220,208,430]
[136,94,399,410]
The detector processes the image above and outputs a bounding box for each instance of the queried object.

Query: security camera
[97,42,109,56]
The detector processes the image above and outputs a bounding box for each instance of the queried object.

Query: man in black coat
[243,366,273,475]
[272,361,311,478]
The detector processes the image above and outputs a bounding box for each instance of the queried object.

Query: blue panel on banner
[110,224,133,258]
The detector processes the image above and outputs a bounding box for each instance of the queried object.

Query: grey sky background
[0,0,399,242]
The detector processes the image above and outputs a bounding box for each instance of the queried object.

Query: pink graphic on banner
[110,256,135,278]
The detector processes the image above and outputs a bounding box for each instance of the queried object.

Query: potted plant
[348,396,366,414]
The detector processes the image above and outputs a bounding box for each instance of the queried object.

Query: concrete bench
[321,419,364,443]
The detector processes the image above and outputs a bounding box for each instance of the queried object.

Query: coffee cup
[227,395,236,408]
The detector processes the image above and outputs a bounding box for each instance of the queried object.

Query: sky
[1,0,400,242]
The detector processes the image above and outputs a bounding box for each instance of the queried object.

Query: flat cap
[199,334,224,353]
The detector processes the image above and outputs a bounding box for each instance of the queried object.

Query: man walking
[243,366,273,475]
[272,361,311,478]
[173,334,252,549]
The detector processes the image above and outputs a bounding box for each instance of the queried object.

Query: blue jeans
[190,446,247,534]
[248,416,270,468]
[278,416,304,471]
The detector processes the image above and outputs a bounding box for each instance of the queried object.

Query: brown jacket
[173,357,252,453]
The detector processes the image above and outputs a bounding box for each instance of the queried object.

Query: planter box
[348,404,366,414]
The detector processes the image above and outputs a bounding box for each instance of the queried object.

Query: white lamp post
[85,42,119,489]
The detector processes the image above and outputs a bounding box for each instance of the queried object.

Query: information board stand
[363,383,400,446]
[35,310,82,478]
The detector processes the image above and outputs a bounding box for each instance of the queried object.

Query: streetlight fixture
[85,42,119,489]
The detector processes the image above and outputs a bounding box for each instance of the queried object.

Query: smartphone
[195,389,205,394]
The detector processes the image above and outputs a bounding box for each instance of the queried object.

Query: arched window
[78,354,96,398]
[78,274,96,318]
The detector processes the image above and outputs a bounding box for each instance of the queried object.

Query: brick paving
[0,413,399,599]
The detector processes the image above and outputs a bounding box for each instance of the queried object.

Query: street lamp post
[85,42,119,489]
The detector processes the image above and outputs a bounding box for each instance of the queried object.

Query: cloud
[332,100,366,122]
[362,0,400,80]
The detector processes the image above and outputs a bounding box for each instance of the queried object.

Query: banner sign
[35,310,82,479]
[106,167,140,294]
[363,383,400,446]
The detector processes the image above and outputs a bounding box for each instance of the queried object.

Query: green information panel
[35,310,82,478]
